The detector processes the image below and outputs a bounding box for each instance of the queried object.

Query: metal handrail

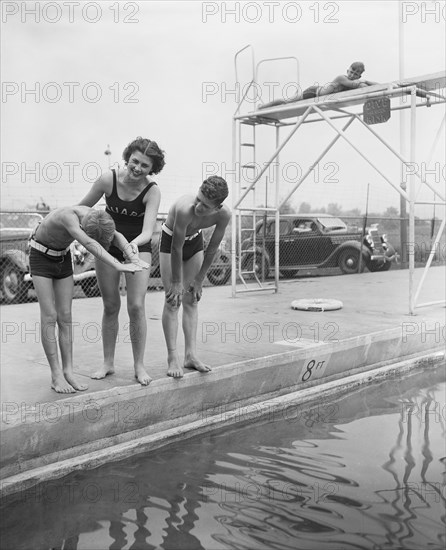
[233,44,255,116]
[255,56,300,84]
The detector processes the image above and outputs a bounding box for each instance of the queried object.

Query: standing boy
[29,206,147,393]
[159,176,230,378]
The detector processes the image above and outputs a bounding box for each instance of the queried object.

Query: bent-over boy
[29,206,147,393]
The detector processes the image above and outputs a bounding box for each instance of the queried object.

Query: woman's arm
[129,184,161,248]
[112,231,150,268]
[78,173,110,207]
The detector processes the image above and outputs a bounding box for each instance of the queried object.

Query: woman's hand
[123,242,139,261]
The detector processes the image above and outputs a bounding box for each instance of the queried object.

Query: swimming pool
[1,365,444,550]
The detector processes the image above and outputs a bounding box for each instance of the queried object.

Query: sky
[1,0,445,217]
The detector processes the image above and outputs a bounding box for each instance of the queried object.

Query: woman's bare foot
[184,356,211,373]
[64,372,88,391]
[135,365,152,386]
[51,376,76,394]
[167,353,184,379]
[91,365,115,379]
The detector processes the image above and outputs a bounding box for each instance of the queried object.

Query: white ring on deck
[291,298,343,312]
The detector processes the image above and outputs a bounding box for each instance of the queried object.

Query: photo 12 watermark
[2,398,143,427]
[401,321,446,344]
[202,80,302,104]
[1,320,144,345]
[11,478,146,505]
[201,320,340,345]
[201,161,340,185]
[200,479,339,504]
[2,161,106,185]
[400,2,445,23]
[401,162,446,185]
[2,2,140,24]
[2,81,139,104]
[201,1,340,24]
[400,399,445,424]
[201,398,339,426]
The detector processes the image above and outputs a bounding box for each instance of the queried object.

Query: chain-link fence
[234,212,445,281]
[1,210,444,304]
[0,210,233,304]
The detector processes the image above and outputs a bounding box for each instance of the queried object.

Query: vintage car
[0,213,43,303]
[240,214,396,278]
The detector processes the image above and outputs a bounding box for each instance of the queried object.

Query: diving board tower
[231,45,446,314]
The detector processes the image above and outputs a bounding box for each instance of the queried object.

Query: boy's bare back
[165,195,230,235]
[34,206,89,249]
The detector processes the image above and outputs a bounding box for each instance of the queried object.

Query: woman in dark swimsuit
[79,137,166,385]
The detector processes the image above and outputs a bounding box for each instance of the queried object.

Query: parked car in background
[0,213,43,303]
[205,239,231,286]
[240,214,396,278]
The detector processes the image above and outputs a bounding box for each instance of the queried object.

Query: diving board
[239,71,446,122]
[231,49,446,314]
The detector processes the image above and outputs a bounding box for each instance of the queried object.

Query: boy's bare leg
[182,252,211,373]
[160,252,183,378]
[93,260,121,379]
[125,252,152,385]
[33,276,76,393]
[54,276,88,391]
[258,92,303,110]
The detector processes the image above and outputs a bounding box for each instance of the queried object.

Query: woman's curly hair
[122,137,166,175]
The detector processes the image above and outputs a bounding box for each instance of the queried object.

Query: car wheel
[80,276,101,297]
[207,256,231,286]
[1,260,25,303]
[253,253,270,280]
[241,253,269,280]
[338,249,365,275]
[368,260,392,272]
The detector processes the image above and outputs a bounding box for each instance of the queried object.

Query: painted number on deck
[301,359,327,382]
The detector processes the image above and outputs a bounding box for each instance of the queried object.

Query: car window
[293,219,316,233]
[265,220,290,235]
[317,217,347,231]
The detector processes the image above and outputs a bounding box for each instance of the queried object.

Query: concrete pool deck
[1,266,445,496]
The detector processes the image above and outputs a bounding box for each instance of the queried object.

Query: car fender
[383,243,396,261]
[319,240,371,267]
[1,249,28,272]
[211,253,230,268]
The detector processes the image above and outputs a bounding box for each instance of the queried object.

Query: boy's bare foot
[184,356,212,373]
[167,354,184,379]
[51,376,76,394]
[64,372,88,391]
[91,365,115,379]
[135,365,152,386]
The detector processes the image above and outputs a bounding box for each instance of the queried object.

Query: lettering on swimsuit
[107,206,144,217]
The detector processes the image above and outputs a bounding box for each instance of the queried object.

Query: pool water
[1,366,445,550]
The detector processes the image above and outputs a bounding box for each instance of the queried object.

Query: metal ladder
[231,45,299,295]
[236,119,275,288]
